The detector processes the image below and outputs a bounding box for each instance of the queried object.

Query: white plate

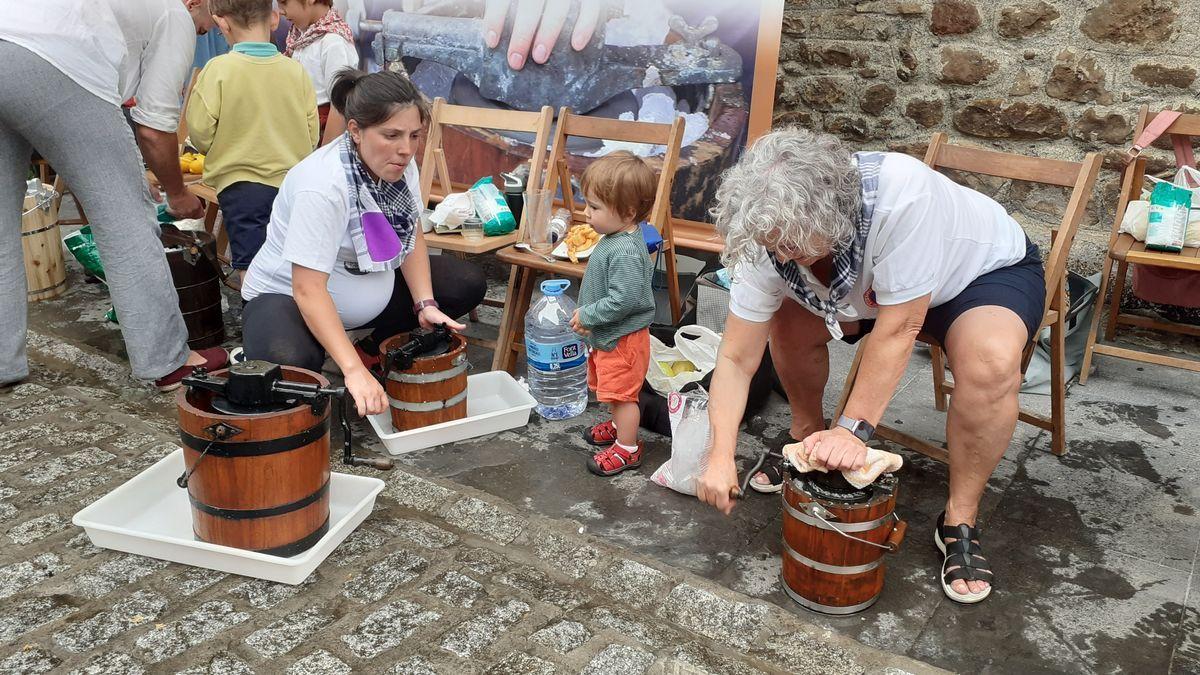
[368,371,536,456]
[551,232,603,261]
[73,449,384,585]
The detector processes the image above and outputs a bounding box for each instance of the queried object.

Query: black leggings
[241,255,487,372]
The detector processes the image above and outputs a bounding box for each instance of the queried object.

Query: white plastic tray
[73,449,384,585]
[368,370,536,456]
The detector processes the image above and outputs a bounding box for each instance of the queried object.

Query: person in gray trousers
[0,0,230,390]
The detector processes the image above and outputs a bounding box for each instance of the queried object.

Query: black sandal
[934,512,993,604]
[748,454,784,494]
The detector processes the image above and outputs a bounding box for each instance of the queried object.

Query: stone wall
[774,0,1200,273]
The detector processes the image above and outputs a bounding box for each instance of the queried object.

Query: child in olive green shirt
[569,151,657,477]
[187,0,318,276]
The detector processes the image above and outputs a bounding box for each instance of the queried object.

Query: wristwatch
[835,415,875,443]
[412,299,439,314]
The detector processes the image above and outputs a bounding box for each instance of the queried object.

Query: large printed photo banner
[319,0,783,225]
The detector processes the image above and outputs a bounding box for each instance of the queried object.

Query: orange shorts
[587,328,650,403]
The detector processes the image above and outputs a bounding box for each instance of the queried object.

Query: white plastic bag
[1119,200,1150,240]
[644,325,722,397]
[430,192,473,232]
[651,387,710,496]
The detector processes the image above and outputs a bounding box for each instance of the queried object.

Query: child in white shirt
[279,0,358,145]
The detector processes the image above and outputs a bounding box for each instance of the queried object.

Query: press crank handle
[730,449,779,500]
[337,389,394,471]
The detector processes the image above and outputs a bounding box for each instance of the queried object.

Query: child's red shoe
[582,420,619,446]
[587,442,642,477]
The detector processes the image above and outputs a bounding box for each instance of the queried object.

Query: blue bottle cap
[540,279,570,296]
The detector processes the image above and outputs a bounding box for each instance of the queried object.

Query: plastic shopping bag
[63,225,106,282]
[431,192,474,233]
[651,386,710,496]
[62,226,119,323]
[645,325,721,397]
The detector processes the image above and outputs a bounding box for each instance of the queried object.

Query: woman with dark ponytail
[240,68,487,416]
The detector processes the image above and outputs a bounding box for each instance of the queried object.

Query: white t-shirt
[729,152,1029,325]
[0,0,195,132]
[291,33,358,106]
[242,141,423,329]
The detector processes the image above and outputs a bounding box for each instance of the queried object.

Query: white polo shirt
[0,0,195,132]
[728,152,1029,324]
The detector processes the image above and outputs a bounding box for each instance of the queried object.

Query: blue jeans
[217,181,278,270]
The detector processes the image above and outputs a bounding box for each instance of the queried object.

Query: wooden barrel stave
[382,332,469,432]
[177,367,331,556]
[780,478,898,614]
[22,187,66,302]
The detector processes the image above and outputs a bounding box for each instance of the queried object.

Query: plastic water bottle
[525,279,588,420]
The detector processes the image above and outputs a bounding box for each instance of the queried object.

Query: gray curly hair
[711,127,861,269]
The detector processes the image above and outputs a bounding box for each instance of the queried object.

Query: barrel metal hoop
[180,418,329,457]
[22,222,60,236]
[782,498,896,534]
[782,540,882,575]
[386,355,468,384]
[389,389,468,412]
[256,517,330,557]
[190,479,329,520]
[193,517,330,558]
[27,279,68,297]
[780,575,880,615]
[180,300,223,315]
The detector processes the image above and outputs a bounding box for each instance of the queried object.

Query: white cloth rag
[782,442,903,489]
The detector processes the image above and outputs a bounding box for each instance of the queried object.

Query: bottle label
[527,337,587,371]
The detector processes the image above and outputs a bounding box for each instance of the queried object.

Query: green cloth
[577,229,656,351]
[231,42,279,57]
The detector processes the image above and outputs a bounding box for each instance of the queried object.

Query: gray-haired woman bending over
[697,128,1046,605]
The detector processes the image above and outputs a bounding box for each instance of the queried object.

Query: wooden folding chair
[1081,107,1200,380]
[419,98,554,256]
[835,133,1102,459]
[491,109,685,373]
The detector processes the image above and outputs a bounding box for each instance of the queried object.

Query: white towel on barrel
[782,442,903,489]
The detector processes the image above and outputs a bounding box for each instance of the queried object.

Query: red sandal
[582,420,619,446]
[587,442,642,477]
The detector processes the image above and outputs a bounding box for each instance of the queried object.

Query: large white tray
[368,370,536,456]
[73,449,384,585]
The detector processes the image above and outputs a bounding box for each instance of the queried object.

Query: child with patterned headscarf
[278,0,357,144]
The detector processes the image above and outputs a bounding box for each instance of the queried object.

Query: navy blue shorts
[217,181,278,270]
[846,238,1045,346]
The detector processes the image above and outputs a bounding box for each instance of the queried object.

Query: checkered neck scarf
[340,134,418,273]
[770,152,884,340]
[284,7,353,57]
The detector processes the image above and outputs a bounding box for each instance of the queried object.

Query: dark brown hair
[580,151,657,223]
[207,0,272,27]
[330,68,430,129]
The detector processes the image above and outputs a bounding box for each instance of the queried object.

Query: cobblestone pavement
[0,339,943,674]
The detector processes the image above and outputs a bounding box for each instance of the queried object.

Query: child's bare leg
[612,401,640,446]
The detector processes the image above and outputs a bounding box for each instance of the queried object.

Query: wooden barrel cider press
[380,325,468,432]
[177,361,391,556]
[780,470,907,614]
[735,452,907,614]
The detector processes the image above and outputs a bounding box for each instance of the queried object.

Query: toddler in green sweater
[570,152,658,477]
